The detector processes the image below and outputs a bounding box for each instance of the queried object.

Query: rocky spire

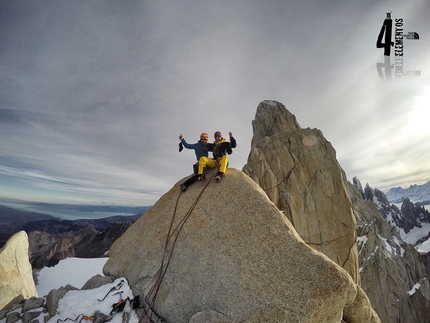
[243,100,360,284]
[250,100,301,147]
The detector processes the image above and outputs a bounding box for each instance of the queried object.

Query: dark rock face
[363,184,374,201]
[0,206,54,248]
[400,198,430,234]
[28,220,136,269]
[374,188,389,205]
[0,205,141,269]
[370,186,430,236]
[351,179,430,323]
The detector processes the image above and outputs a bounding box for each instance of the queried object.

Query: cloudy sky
[1,0,429,206]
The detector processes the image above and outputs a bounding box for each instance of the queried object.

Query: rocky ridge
[0,206,53,249]
[28,221,134,269]
[385,180,430,204]
[358,179,430,249]
[0,205,140,270]
[350,178,430,323]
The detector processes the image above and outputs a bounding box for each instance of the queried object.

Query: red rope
[141,166,217,323]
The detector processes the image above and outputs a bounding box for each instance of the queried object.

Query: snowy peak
[348,178,430,323]
[353,178,430,253]
[386,180,430,204]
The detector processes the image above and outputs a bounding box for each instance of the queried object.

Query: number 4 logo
[376,12,394,56]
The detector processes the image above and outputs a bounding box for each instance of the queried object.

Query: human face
[214,134,222,142]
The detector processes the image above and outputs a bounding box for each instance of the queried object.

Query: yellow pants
[198,156,228,175]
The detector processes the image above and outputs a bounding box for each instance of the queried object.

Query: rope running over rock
[141,166,218,323]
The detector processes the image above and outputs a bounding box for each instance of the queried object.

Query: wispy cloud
[1,0,429,204]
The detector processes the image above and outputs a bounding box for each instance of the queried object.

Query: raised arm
[229,131,237,149]
[179,134,200,149]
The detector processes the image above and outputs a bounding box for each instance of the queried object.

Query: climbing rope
[97,279,125,301]
[141,165,218,323]
[57,314,92,323]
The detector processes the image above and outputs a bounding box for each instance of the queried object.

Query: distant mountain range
[385,180,430,205]
[0,198,150,220]
[0,204,153,269]
[0,204,150,250]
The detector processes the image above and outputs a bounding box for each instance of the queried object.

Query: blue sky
[1,0,429,206]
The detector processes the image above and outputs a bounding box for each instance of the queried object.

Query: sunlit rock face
[0,231,38,311]
[243,100,360,283]
[104,168,363,323]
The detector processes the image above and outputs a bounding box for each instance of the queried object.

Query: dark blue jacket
[181,139,208,161]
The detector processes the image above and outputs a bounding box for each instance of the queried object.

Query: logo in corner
[376,12,420,80]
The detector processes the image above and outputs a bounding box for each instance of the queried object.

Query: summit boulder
[104,169,363,323]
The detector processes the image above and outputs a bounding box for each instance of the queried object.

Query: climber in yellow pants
[198,155,228,175]
[196,131,237,182]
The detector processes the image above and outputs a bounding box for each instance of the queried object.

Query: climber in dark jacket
[197,131,237,182]
[179,133,209,191]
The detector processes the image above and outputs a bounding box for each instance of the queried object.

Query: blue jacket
[181,139,208,161]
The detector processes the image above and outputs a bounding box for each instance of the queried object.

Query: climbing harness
[140,165,218,323]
